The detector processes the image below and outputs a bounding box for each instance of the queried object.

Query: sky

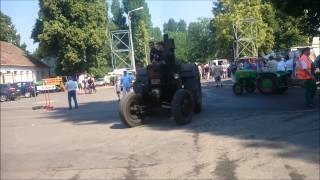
[1,0,213,53]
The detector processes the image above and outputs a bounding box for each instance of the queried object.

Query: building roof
[0,41,47,68]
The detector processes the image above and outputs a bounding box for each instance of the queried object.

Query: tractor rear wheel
[119,92,144,127]
[171,89,194,125]
[257,75,276,94]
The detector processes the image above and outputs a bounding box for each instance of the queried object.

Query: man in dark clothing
[149,41,160,63]
[157,42,175,66]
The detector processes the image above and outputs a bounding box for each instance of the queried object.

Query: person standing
[285,54,294,77]
[297,48,317,107]
[267,56,278,73]
[121,71,133,96]
[212,62,223,87]
[150,41,160,63]
[277,57,286,71]
[65,76,78,109]
[114,75,121,101]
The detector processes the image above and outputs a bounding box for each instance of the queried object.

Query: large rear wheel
[257,75,276,94]
[119,92,144,127]
[171,89,194,125]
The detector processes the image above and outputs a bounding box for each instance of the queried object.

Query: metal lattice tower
[110,30,132,69]
[233,19,258,61]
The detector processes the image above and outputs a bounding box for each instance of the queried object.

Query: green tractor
[233,70,291,96]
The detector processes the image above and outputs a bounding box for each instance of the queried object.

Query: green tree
[31,0,111,77]
[211,0,275,59]
[0,11,21,46]
[168,31,188,63]
[269,0,320,36]
[122,0,152,28]
[177,19,187,32]
[273,14,309,50]
[163,18,177,33]
[122,0,152,67]
[187,18,212,63]
[134,21,150,66]
[111,0,126,29]
[151,27,162,41]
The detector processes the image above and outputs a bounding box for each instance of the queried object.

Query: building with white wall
[0,41,49,84]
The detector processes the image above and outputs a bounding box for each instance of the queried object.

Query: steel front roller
[233,83,243,96]
[119,92,144,127]
[171,89,195,125]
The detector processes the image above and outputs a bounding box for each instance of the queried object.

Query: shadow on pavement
[145,85,320,164]
[43,84,319,164]
[43,100,119,125]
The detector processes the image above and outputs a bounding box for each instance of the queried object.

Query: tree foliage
[134,20,150,66]
[177,20,187,32]
[168,31,188,63]
[163,18,187,33]
[210,0,309,60]
[31,0,110,76]
[111,0,126,30]
[187,18,212,63]
[211,0,275,59]
[269,0,320,36]
[0,11,21,47]
[150,27,162,41]
[122,0,152,67]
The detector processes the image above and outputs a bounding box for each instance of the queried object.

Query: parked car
[0,84,21,102]
[95,78,106,86]
[13,82,38,98]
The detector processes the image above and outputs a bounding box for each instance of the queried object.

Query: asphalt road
[1,81,319,179]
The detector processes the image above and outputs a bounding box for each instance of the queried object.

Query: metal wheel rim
[262,79,273,92]
[128,100,140,122]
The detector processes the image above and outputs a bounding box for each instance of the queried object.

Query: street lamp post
[128,6,144,72]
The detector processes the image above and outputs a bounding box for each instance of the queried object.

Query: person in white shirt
[114,75,122,101]
[277,57,286,71]
[285,54,294,76]
[65,76,78,109]
[212,62,223,87]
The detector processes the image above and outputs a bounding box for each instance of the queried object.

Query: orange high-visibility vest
[297,54,312,80]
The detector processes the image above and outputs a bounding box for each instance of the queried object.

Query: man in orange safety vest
[296,48,317,107]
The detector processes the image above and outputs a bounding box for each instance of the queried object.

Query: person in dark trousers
[297,48,317,107]
[65,76,78,109]
[150,41,161,63]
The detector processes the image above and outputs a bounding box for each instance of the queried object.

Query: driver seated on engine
[149,41,161,64]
